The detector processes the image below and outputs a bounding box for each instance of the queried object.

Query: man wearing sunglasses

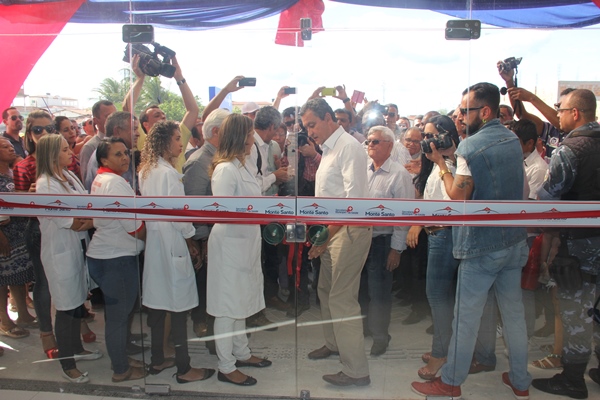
[533,89,600,399]
[384,103,402,141]
[412,82,531,400]
[2,107,26,161]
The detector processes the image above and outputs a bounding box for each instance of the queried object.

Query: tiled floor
[1,293,599,399]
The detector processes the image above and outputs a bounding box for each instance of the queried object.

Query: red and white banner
[2,193,600,227]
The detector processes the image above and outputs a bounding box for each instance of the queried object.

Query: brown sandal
[112,366,148,382]
[532,353,562,369]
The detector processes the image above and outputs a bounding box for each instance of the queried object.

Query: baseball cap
[241,102,260,114]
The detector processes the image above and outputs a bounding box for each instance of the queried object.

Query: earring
[482,118,487,124]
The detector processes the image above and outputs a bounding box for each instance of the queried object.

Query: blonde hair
[25,110,53,155]
[138,120,179,180]
[211,114,254,173]
[36,135,69,190]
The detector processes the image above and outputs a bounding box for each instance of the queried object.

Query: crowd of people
[0,56,599,400]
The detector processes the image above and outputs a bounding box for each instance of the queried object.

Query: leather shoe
[217,371,257,386]
[266,296,291,312]
[308,345,339,360]
[235,357,272,368]
[246,312,278,331]
[402,310,425,325]
[126,342,145,355]
[469,360,495,374]
[370,335,391,356]
[286,303,310,318]
[323,371,370,386]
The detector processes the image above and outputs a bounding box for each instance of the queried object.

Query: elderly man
[412,83,530,399]
[359,125,413,356]
[301,98,372,386]
[532,89,600,399]
[403,127,423,175]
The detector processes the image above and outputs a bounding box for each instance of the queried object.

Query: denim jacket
[452,119,527,259]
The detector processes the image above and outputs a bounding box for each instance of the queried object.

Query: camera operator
[122,53,199,172]
[498,61,574,159]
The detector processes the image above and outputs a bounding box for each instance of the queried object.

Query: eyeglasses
[10,115,24,121]
[387,112,396,117]
[365,139,391,146]
[459,106,484,115]
[555,106,586,113]
[404,138,421,144]
[31,125,56,135]
[285,121,295,127]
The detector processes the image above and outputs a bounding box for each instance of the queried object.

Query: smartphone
[238,77,257,87]
[122,24,154,44]
[321,87,335,96]
[351,90,365,104]
[445,20,480,40]
[284,87,296,95]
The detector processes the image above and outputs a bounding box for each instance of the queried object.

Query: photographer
[498,60,573,159]
[123,53,199,172]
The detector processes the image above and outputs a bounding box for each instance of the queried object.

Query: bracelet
[176,78,186,86]
[439,169,452,179]
[342,97,350,103]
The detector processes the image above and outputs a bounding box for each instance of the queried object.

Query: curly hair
[138,120,179,180]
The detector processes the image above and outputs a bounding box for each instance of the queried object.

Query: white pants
[214,316,252,373]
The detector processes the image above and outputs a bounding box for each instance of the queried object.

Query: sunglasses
[365,139,391,146]
[459,106,484,115]
[387,112,396,117]
[85,120,93,125]
[285,121,295,127]
[10,115,24,121]
[31,125,56,135]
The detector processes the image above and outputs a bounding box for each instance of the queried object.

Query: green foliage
[94,74,203,119]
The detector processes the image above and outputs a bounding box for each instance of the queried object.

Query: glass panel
[1,1,599,399]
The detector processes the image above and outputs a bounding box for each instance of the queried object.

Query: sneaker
[502,372,529,400]
[411,377,461,399]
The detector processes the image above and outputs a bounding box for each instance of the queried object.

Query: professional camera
[498,56,522,74]
[421,126,454,154]
[123,42,176,78]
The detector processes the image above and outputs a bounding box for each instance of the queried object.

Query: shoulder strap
[254,142,262,175]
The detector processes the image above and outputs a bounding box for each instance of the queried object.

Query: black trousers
[147,308,191,375]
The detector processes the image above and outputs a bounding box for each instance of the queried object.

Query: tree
[93,76,130,109]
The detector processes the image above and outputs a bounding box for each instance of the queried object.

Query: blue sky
[20,2,600,116]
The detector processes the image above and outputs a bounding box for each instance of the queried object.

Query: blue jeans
[441,240,531,391]
[426,228,460,358]
[360,235,393,343]
[88,255,139,374]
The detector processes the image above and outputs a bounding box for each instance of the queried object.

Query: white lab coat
[207,158,264,319]
[36,170,89,311]
[140,157,198,312]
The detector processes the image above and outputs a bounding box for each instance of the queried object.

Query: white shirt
[424,160,456,201]
[316,126,368,198]
[246,131,276,195]
[87,170,145,259]
[391,140,412,166]
[368,157,414,250]
[523,150,548,200]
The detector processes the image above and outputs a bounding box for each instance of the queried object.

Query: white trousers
[214,316,252,373]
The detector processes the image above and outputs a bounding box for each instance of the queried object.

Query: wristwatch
[176,78,186,86]
[439,169,451,179]
[342,97,351,103]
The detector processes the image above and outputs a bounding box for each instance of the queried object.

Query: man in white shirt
[360,125,413,356]
[301,98,372,387]
[511,119,548,199]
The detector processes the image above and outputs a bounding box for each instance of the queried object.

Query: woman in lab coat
[208,113,271,387]
[139,120,214,384]
[36,134,101,383]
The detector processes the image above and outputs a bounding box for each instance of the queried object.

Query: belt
[424,226,449,236]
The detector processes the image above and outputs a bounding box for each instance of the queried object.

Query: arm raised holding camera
[202,76,244,122]
[122,54,145,114]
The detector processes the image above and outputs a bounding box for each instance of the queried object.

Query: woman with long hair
[407,115,460,380]
[208,113,272,386]
[54,116,81,178]
[13,110,58,358]
[139,120,214,384]
[36,134,102,383]
[87,137,147,382]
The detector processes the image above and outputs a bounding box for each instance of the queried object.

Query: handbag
[548,255,582,292]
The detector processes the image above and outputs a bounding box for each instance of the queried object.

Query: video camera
[123,42,177,78]
[498,56,522,74]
